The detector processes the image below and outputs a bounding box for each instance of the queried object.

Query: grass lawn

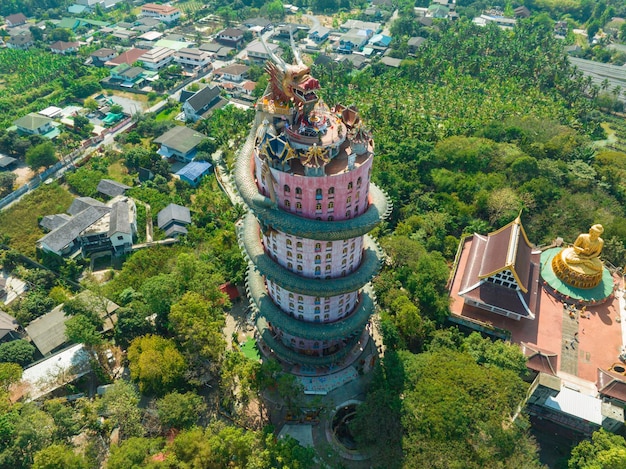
[240,338,261,361]
[107,160,132,185]
[155,105,180,122]
[0,183,74,257]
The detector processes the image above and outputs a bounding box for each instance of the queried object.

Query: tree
[0,172,16,198]
[25,142,57,171]
[106,437,160,469]
[127,335,187,395]
[0,340,36,366]
[168,291,226,377]
[32,444,88,469]
[569,429,626,469]
[113,307,154,349]
[83,98,98,112]
[49,28,73,42]
[97,381,144,440]
[65,315,102,347]
[156,391,206,430]
[0,362,22,391]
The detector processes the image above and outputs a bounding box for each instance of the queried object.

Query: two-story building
[155,126,206,162]
[140,46,175,71]
[181,85,226,122]
[14,113,55,137]
[214,63,249,83]
[109,63,147,88]
[216,28,246,48]
[140,3,181,24]
[244,40,280,63]
[90,47,117,66]
[38,195,137,258]
[174,48,212,70]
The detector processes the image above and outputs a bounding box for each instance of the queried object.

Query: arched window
[315,243,321,252]
[355,205,359,214]
[343,247,348,254]
[347,196,352,204]
[356,191,360,200]
[346,210,351,218]
[315,255,321,264]
[326,253,332,260]
[315,306,320,314]
[295,187,302,197]
[296,241,302,249]
[289,302,294,309]
[324,305,330,311]
[289,293,294,298]
[328,201,334,210]
[315,297,321,304]
[284,184,290,193]
[342,258,347,265]
[316,203,322,211]
[328,215,334,221]
[297,253,302,260]
[287,251,292,257]
[297,265,303,271]
[325,265,331,271]
[348,181,353,190]
[286,239,292,246]
[298,305,303,311]
[357,177,362,188]
[285,200,291,208]
[326,241,332,250]
[298,296,303,302]
[316,188,322,200]
[296,202,302,210]
[328,187,335,196]
[287,262,293,269]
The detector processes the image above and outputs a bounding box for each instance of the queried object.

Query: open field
[0,183,74,257]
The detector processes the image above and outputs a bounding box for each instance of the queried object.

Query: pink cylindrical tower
[235,48,391,372]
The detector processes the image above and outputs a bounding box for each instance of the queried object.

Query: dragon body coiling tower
[234,44,391,373]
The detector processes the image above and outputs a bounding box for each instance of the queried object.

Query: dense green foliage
[569,429,626,468]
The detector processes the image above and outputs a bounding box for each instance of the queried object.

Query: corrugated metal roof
[545,387,602,425]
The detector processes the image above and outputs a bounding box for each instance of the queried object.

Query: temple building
[234,40,391,374]
[449,218,626,436]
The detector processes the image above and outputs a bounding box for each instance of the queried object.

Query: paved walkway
[560,306,579,375]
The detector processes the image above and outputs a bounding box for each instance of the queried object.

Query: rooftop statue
[564,224,604,272]
[552,224,605,289]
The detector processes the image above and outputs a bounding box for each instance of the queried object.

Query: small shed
[175,161,212,187]
[157,203,191,238]
[0,154,17,170]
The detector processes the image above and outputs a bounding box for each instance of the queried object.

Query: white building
[140,3,181,23]
[174,48,212,69]
[140,46,175,70]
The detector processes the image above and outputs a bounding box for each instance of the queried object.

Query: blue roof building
[175,161,212,187]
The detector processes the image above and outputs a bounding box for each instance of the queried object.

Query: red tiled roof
[597,368,626,403]
[521,342,558,376]
[219,282,240,300]
[106,48,146,66]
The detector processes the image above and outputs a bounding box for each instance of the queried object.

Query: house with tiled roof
[181,86,226,122]
[157,203,191,238]
[141,3,181,23]
[216,28,246,48]
[5,13,27,27]
[154,126,206,162]
[7,33,34,50]
[50,41,80,54]
[90,47,117,66]
[105,48,147,67]
[214,63,249,82]
[14,113,55,137]
[38,195,136,257]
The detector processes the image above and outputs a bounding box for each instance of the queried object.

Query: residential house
[308,26,331,44]
[340,20,381,33]
[140,3,181,23]
[380,57,402,68]
[243,17,272,33]
[154,126,206,162]
[14,113,55,137]
[90,47,117,66]
[97,179,130,198]
[216,28,246,48]
[0,155,17,171]
[25,290,120,357]
[176,161,212,187]
[174,48,212,70]
[514,6,531,18]
[104,48,146,67]
[5,13,27,27]
[337,29,371,54]
[157,203,192,238]
[182,86,226,122]
[109,63,147,88]
[140,46,175,71]
[50,41,80,54]
[473,14,517,28]
[7,33,34,50]
[245,40,280,63]
[199,42,233,58]
[273,23,309,39]
[37,195,137,257]
[215,63,249,82]
[0,311,20,343]
[138,30,163,42]
[407,36,426,53]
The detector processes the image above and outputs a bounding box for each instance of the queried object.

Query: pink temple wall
[254,153,373,221]
[266,280,359,322]
[262,231,363,278]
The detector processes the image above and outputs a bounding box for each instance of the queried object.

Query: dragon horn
[290,27,303,66]
[260,34,286,71]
